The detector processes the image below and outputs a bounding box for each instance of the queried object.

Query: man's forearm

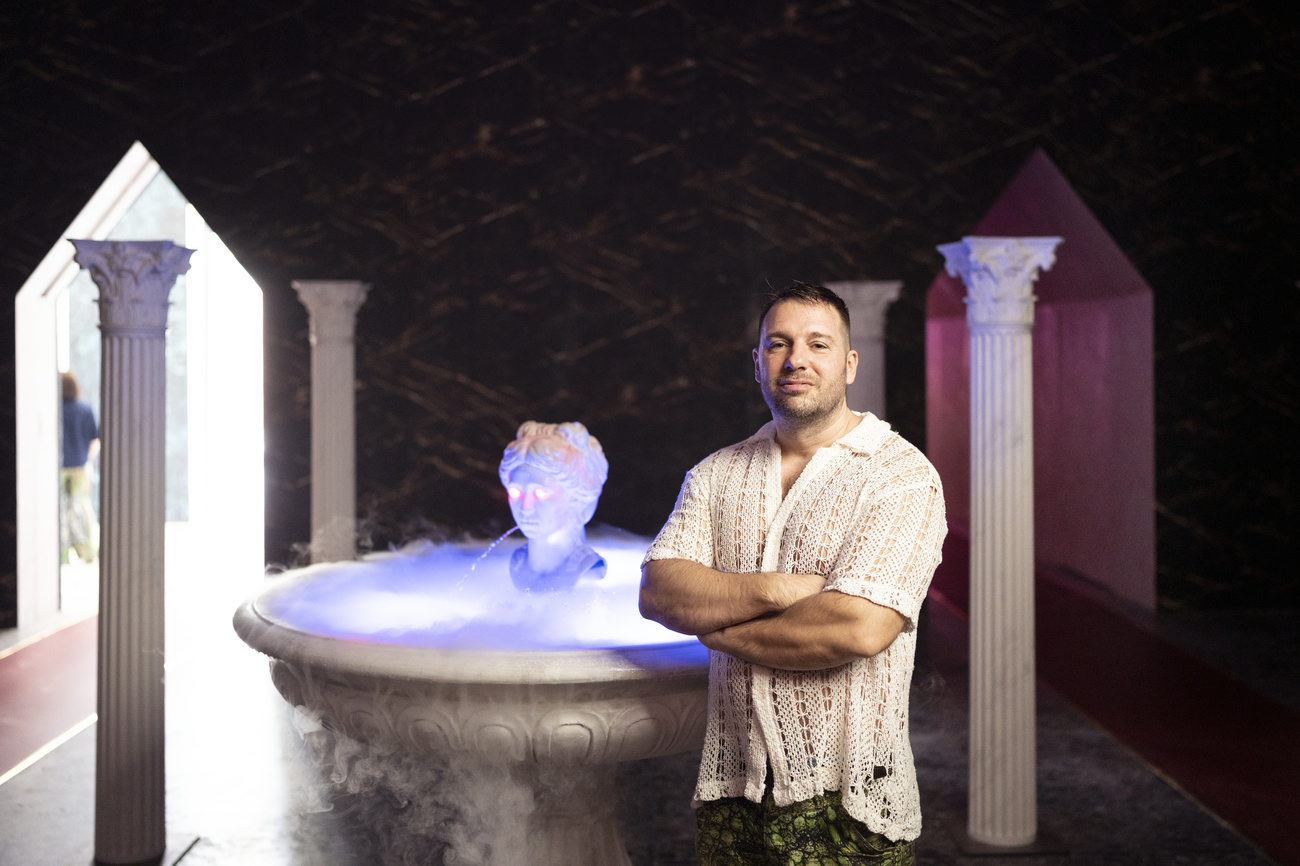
[639,558,825,636]
[698,590,905,671]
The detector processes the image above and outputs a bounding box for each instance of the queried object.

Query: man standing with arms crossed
[640,282,946,865]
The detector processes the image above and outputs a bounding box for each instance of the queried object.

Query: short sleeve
[824,477,946,631]
[643,459,716,569]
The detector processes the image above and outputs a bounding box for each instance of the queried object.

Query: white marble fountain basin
[233,531,709,866]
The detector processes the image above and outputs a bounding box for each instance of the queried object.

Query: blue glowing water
[254,527,693,652]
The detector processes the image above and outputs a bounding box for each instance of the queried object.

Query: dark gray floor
[1,600,1291,865]
[610,664,1276,866]
[906,671,1271,866]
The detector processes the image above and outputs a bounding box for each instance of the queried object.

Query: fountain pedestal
[525,764,629,866]
[235,539,708,866]
[256,647,704,866]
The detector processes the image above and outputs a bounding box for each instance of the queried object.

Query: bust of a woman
[498,421,608,591]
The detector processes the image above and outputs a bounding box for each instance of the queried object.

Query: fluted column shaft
[938,236,1060,848]
[292,280,370,563]
[72,240,193,866]
[968,321,1037,845]
[825,280,902,419]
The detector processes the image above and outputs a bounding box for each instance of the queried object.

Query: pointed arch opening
[15,142,265,628]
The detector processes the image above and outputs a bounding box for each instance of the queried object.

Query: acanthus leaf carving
[292,280,371,344]
[70,239,194,334]
[825,280,903,341]
[937,236,1061,330]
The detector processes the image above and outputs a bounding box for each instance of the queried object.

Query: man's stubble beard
[760,363,850,428]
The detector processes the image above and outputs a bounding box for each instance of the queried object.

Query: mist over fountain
[234,422,708,866]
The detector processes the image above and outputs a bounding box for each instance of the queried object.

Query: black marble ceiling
[0,0,1295,619]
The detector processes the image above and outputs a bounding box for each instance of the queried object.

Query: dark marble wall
[0,0,1295,622]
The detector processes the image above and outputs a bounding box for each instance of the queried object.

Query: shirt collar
[839,411,891,454]
[749,411,891,455]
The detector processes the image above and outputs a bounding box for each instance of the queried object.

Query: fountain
[233,422,709,866]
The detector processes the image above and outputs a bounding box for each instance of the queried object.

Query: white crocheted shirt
[644,412,946,841]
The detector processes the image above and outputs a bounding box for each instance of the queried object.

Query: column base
[937,812,1067,857]
[93,833,199,866]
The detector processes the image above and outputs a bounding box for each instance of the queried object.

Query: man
[640,282,946,865]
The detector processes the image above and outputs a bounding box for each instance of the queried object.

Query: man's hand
[699,590,905,671]
[639,558,824,636]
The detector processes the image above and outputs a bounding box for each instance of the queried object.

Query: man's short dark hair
[758,281,851,341]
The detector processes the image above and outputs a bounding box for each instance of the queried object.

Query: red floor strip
[0,616,98,779]
[929,533,1300,866]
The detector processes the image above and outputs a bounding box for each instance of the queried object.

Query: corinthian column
[71,239,193,866]
[825,280,902,419]
[937,236,1060,849]
[292,280,370,563]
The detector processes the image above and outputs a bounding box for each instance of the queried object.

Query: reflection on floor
[0,615,95,779]
[0,528,1293,865]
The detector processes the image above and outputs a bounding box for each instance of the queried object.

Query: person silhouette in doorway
[60,371,100,564]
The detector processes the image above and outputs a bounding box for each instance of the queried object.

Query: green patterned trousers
[696,784,915,866]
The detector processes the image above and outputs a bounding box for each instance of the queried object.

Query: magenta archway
[927,149,1156,610]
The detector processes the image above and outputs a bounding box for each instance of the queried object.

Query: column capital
[824,280,903,341]
[293,280,371,344]
[937,237,1061,329]
[70,240,194,336]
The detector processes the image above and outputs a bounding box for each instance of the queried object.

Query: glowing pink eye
[507,487,522,500]
[534,488,552,500]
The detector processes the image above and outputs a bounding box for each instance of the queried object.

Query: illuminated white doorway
[15,142,264,629]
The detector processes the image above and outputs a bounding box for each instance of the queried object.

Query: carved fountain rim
[233,599,709,687]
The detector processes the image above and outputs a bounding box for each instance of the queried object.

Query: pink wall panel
[1032,296,1155,608]
[926,313,970,526]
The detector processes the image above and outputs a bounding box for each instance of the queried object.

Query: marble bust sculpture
[498,421,609,590]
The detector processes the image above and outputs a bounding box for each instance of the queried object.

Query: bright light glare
[183,203,264,601]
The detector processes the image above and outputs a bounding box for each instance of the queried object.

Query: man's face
[753,300,857,425]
